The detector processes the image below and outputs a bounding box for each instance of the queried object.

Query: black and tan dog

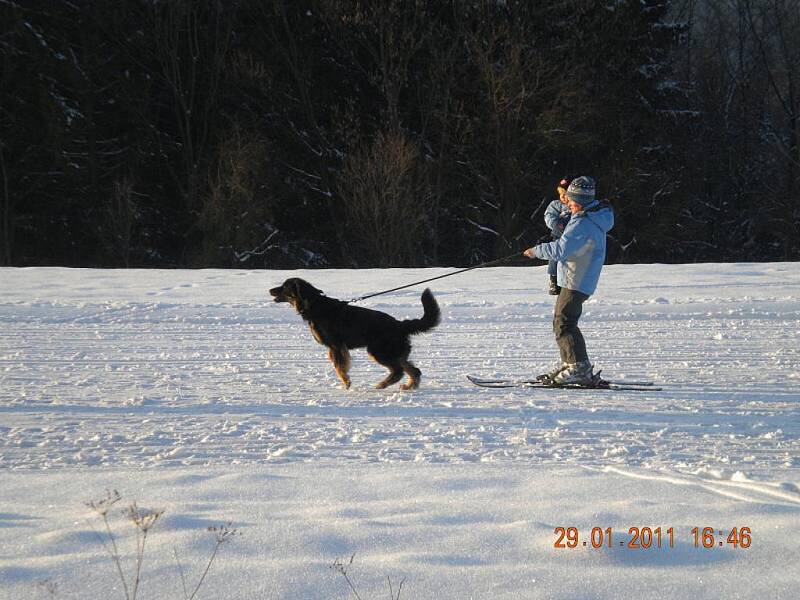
[270,278,440,390]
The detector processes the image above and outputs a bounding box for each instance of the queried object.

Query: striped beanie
[566,176,595,205]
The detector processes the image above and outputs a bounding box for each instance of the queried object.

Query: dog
[269,278,440,390]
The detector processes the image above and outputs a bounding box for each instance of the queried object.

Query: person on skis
[523,176,614,385]
[543,178,572,295]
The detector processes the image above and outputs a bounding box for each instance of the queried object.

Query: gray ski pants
[553,288,590,364]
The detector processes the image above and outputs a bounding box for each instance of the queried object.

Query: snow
[0,263,798,598]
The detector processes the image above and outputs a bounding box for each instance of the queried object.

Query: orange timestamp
[553,526,752,549]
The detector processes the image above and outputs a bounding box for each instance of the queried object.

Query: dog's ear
[289,279,322,311]
[287,279,302,300]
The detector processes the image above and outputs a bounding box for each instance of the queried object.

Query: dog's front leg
[328,346,352,389]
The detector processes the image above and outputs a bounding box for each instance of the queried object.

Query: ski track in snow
[1,264,798,486]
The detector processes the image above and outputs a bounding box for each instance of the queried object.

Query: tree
[745,0,800,257]
[338,130,429,266]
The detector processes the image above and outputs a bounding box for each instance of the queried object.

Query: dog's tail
[403,288,441,335]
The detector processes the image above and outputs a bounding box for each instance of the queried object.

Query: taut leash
[348,252,525,303]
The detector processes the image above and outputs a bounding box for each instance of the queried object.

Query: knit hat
[566,176,595,205]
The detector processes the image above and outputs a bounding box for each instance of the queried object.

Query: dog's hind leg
[368,349,404,389]
[400,359,422,390]
[328,346,352,389]
[375,363,404,389]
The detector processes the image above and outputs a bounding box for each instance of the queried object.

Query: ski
[466,374,661,392]
[467,375,658,387]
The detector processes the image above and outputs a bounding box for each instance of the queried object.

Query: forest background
[1,0,798,269]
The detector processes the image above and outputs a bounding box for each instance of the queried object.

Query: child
[543,178,572,295]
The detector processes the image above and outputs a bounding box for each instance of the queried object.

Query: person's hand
[523,248,536,259]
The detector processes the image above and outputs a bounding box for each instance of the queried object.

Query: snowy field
[1,263,799,599]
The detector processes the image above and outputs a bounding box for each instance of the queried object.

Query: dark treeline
[1,0,798,268]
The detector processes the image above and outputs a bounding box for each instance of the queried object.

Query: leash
[348,251,526,303]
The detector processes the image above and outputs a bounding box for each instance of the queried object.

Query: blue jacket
[544,199,570,235]
[533,200,614,296]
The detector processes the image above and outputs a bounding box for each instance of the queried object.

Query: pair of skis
[466,373,661,392]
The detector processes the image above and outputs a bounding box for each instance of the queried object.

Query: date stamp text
[553,526,752,550]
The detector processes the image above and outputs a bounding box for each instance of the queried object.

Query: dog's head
[269,278,324,311]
